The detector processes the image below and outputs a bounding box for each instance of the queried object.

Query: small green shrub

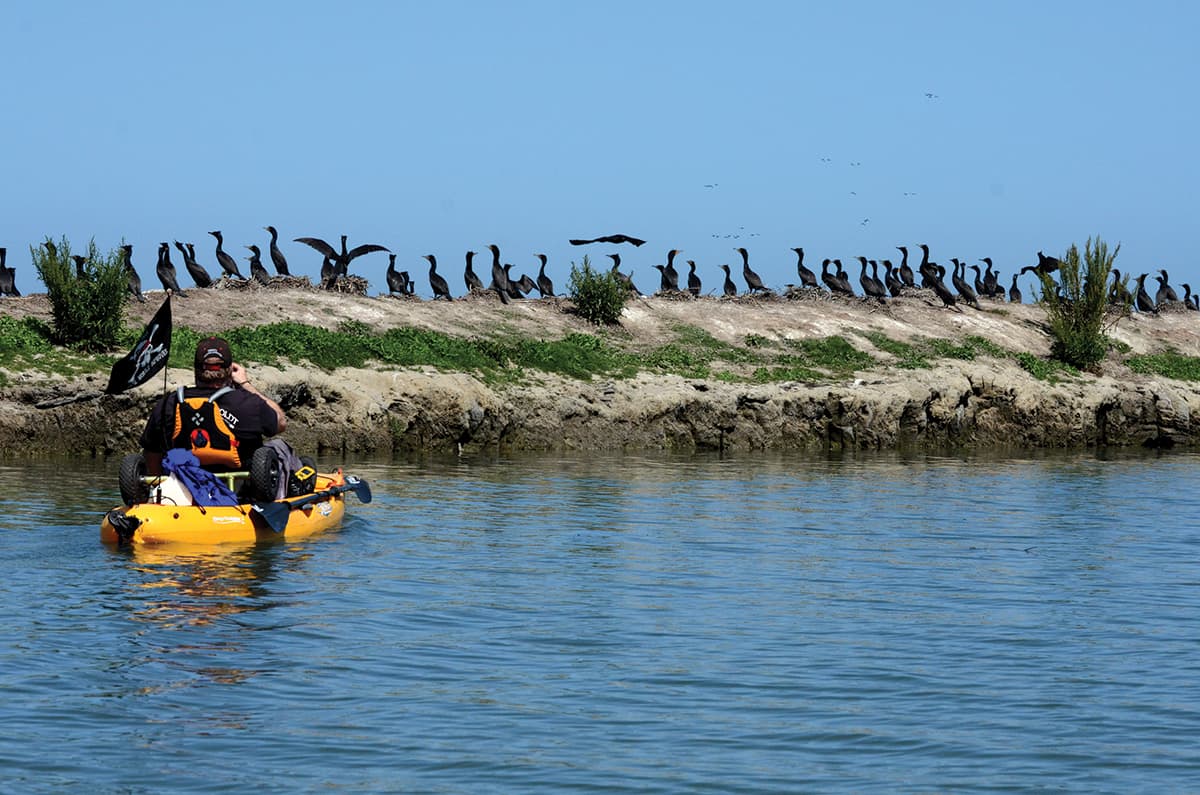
[1035,237,1119,370]
[32,236,128,351]
[568,256,628,325]
[1016,352,1077,382]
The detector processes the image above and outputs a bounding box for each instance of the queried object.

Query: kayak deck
[101,471,347,546]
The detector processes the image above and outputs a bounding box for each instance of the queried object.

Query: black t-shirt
[140,385,280,469]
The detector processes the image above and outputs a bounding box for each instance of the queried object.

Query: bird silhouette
[792,247,818,289]
[121,245,145,302]
[535,254,555,298]
[568,234,646,247]
[209,230,245,279]
[246,245,272,285]
[426,255,452,300]
[264,226,291,276]
[155,243,186,295]
[686,260,702,297]
[0,248,18,297]
[486,244,511,304]
[720,264,738,297]
[295,234,389,280]
[463,251,485,293]
[607,253,639,295]
[1135,273,1156,313]
[734,248,767,293]
[174,241,213,288]
[1009,274,1022,304]
[386,255,411,296]
[71,255,89,281]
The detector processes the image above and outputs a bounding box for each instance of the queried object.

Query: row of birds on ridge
[1,234,1195,314]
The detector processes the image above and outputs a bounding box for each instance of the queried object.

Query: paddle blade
[252,501,291,534]
[345,476,372,504]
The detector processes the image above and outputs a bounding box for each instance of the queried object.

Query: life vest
[170,386,241,468]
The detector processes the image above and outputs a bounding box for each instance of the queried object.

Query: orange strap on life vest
[171,385,241,467]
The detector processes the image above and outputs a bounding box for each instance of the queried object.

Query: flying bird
[568,234,646,247]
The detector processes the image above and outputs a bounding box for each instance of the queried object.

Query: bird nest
[210,275,315,290]
[324,275,370,295]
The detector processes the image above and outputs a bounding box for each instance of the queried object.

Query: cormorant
[1135,273,1156,313]
[535,254,555,298]
[502,264,526,298]
[653,264,673,294]
[792,248,818,289]
[858,257,886,302]
[736,248,767,293]
[486,244,511,304]
[897,246,916,288]
[607,253,639,295]
[663,249,682,292]
[1109,269,1132,306]
[982,258,1000,299]
[917,244,935,288]
[883,260,904,298]
[264,226,291,276]
[463,251,485,293]
[569,234,646,247]
[820,259,838,293]
[246,245,272,285]
[1020,251,1063,277]
[969,264,986,297]
[386,254,407,296]
[43,241,58,259]
[1155,269,1180,306]
[121,245,145,302]
[832,259,855,296]
[209,230,245,279]
[931,265,960,311]
[1183,284,1198,311]
[1009,274,1022,304]
[515,273,537,296]
[320,256,337,289]
[951,259,981,309]
[295,234,390,279]
[155,243,185,295]
[720,264,738,297]
[686,260,701,297]
[71,255,88,281]
[425,254,452,300]
[174,241,213,287]
[0,248,19,297]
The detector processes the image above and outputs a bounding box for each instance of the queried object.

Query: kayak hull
[101,471,347,546]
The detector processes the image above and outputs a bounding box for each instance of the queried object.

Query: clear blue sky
[3,1,1198,299]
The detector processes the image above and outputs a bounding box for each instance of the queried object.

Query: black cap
[194,336,232,368]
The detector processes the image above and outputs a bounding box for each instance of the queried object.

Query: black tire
[118,453,149,507]
[249,446,282,501]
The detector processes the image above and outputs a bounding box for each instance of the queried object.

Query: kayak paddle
[252,475,372,534]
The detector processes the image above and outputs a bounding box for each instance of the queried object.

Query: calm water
[1,450,1198,793]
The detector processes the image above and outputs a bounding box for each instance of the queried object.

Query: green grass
[751,335,875,382]
[1015,352,1078,382]
[862,332,1010,369]
[0,316,103,384]
[1126,350,1200,381]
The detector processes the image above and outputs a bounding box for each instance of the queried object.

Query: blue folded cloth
[162,448,241,507]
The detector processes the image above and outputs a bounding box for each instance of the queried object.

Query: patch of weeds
[1127,350,1200,381]
[744,333,771,348]
[1016,352,1077,382]
[1109,338,1132,355]
[780,336,874,374]
[863,332,930,369]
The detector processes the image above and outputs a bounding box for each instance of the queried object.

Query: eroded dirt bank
[1,288,1198,457]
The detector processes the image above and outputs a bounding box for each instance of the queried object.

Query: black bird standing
[425,255,452,300]
[820,259,838,293]
[71,255,89,281]
[951,259,981,309]
[246,245,272,285]
[1009,274,1022,304]
[386,254,407,296]
[320,256,337,289]
[970,264,986,297]
[264,226,291,276]
[720,264,738,297]
[858,257,886,302]
[295,234,390,281]
[792,247,818,289]
[1183,284,1199,311]
[535,254,555,298]
[832,259,855,296]
[486,244,511,304]
[736,247,767,293]
[982,258,1000,299]
[503,264,527,298]
[917,244,935,288]
[463,251,485,293]
[121,245,145,302]
[653,264,673,293]
[607,253,639,295]
[686,260,701,297]
[663,249,682,292]
[0,248,18,297]
[209,230,245,279]
[1020,251,1063,277]
[1135,273,1156,313]
[155,243,185,295]
[883,260,904,298]
[175,241,213,288]
[1155,269,1180,306]
[897,246,916,288]
[1109,269,1132,306]
[931,265,960,311]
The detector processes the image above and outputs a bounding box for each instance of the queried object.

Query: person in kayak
[139,336,287,476]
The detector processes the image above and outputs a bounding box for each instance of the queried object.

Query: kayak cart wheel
[249,446,282,501]
[118,453,149,507]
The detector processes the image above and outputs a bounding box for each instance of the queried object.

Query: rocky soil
[2,284,1199,457]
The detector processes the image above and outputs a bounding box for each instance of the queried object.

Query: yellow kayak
[101,470,371,546]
